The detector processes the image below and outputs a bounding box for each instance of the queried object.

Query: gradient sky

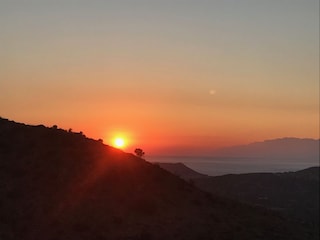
[1,0,319,155]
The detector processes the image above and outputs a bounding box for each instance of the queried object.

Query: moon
[209,89,216,95]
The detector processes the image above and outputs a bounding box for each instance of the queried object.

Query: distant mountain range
[213,138,319,162]
[0,117,318,240]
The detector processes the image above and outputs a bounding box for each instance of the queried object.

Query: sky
[0,0,319,155]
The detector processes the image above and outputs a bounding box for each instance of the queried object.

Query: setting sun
[113,137,126,149]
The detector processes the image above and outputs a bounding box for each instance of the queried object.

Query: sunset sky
[1,0,319,155]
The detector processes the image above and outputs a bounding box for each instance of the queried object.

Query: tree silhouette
[134,148,145,158]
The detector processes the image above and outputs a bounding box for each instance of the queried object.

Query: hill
[194,168,319,236]
[213,138,319,163]
[0,117,316,240]
[155,162,207,180]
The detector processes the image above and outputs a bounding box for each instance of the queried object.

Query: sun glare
[113,137,126,149]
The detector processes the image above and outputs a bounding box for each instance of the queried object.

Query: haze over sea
[148,156,319,176]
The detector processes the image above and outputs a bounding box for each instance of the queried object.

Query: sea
[147,155,319,176]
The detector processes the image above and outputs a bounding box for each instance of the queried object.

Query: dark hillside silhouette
[194,168,319,237]
[157,161,319,236]
[156,162,208,180]
[0,117,316,240]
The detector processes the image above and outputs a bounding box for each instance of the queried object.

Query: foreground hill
[155,162,207,180]
[194,168,319,236]
[0,117,316,240]
[156,161,319,234]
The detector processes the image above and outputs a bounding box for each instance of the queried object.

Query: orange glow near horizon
[1,1,318,156]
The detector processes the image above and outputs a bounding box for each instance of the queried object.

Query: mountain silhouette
[194,167,319,237]
[0,117,316,240]
[157,160,319,236]
[213,138,319,162]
